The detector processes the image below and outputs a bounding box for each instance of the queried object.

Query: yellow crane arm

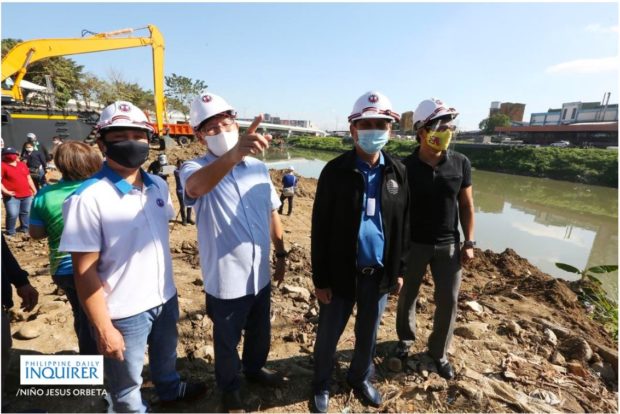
[1,25,166,134]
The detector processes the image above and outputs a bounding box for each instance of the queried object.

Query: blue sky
[2,2,618,131]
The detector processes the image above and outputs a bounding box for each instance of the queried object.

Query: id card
[366,198,376,217]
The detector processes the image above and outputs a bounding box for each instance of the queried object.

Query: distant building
[530,101,618,126]
[489,101,526,122]
[495,96,618,147]
[400,111,414,133]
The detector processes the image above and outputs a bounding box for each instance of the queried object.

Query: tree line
[1,38,206,120]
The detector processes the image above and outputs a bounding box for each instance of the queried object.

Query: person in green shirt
[30,141,102,354]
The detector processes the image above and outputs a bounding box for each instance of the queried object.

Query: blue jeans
[3,196,32,235]
[312,273,388,393]
[105,295,181,412]
[206,284,271,392]
[52,274,98,355]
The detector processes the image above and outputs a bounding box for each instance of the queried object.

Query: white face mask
[205,130,239,157]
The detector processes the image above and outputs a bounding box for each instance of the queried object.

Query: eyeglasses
[426,119,456,132]
[200,117,235,136]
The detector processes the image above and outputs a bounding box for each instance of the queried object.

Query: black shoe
[187,219,195,225]
[436,360,455,380]
[348,380,382,407]
[222,390,245,413]
[313,390,329,413]
[161,381,207,404]
[245,367,286,387]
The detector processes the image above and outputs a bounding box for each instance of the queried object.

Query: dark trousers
[396,242,462,363]
[206,284,271,392]
[278,195,293,215]
[312,272,388,393]
[176,191,192,223]
[52,274,98,355]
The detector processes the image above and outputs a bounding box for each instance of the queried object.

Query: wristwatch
[275,250,289,259]
[463,240,476,248]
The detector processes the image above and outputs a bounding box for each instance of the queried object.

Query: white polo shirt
[59,163,177,320]
[180,153,281,300]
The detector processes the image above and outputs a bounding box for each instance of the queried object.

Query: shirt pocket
[436,174,463,196]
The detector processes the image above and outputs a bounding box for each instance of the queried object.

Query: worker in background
[395,98,475,381]
[21,140,48,190]
[310,91,409,413]
[22,132,50,161]
[180,92,287,413]
[173,159,193,225]
[1,147,37,236]
[59,101,207,412]
[278,166,298,216]
[148,153,171,181]
[30,141,103,355]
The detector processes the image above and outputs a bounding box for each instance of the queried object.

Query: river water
[262,148,619,298]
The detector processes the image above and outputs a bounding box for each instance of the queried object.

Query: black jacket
[2,235,30,309]
[311,150,410,300]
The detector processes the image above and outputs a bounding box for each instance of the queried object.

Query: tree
[164,73,207,120]
[479,113,511,135]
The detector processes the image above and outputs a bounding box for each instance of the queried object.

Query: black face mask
[104,140,149,169]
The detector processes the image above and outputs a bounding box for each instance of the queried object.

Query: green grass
[287,137,618,187]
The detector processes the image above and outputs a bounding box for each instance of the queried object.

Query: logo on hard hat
[368,94,379,103]
[119,103,131,112]
[435,99,444,105]
[202,95,212,103]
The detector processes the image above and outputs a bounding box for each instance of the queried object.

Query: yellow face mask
[426,129,452,151]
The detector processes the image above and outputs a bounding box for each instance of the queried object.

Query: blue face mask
[357,129,389,154]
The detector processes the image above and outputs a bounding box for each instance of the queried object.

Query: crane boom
[1,25,166,134]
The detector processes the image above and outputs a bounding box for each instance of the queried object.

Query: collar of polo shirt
[100,162,160,195]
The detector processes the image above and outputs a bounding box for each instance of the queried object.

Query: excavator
[1,25,191,149]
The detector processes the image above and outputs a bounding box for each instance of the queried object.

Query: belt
[358,266,383,276]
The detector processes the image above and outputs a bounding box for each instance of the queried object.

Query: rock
[454,322,488,340]
[192,313,204,321]
[543,328,558,346]
[387,357,402,373]
[15,323,41,339]
[461,367,485,382]
[423,373,448,391]
[38,301,65,313]
[304,308,318,318]
[503,370,517,380]
[566,361,589,378]
[192,278,204,287]
[590,361,616,383]
[549,351,566,366]
[549,364,567,374]
[464,301,484,314]
[529,389,560,406]
[506,321,521,336]
[281,285,311,302]
[200,345,214,362]
[559,336,593,362]
[456,381,483,402]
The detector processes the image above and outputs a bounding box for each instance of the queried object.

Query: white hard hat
[288,166,295,171]
[189,92,236,129]
[348,91,400,123]
[96,101,154,133]
[412,98,459,131]
[26,132,36,140]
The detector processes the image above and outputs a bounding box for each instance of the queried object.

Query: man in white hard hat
[311,91,410,412]
[180,92,287,412]
[278,166,298,216]
[395,98,475,380]
[59,101,206,412]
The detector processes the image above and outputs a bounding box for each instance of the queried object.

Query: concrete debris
[454,322,489,340]
[543,328,558,347]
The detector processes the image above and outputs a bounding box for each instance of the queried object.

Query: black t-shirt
[403,147,472,245]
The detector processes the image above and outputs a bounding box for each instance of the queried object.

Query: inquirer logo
[20,355,104,385]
